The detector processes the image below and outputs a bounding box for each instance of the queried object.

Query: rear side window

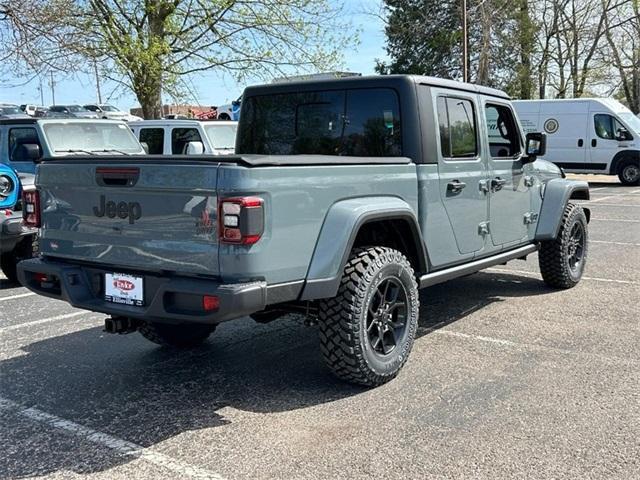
[140,128,164,154]
[237,88,402,157]
[437,97,478,159]
[484,104,521,157]
[9,127,40,162]
[171,128,202,154]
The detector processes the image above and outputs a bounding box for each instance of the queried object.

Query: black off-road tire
[1,235,37,283]
[317,247,419,387]
[617,159,640,186]
[138,322,216,348]
[538,203,588,289]
[0,254,19,283]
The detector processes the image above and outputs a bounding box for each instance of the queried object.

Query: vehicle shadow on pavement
[0,278,19,290]
[0,271,551,478]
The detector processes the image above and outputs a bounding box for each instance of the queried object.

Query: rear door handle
[491,177,507,192]
[578,139,584,147]
[447,180,466,193]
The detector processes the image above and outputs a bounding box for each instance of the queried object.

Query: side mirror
[140,142,149,154]
[22,143,43,162]
[185,141,205,155]
[616,128,632,142]
[524,132,546,163]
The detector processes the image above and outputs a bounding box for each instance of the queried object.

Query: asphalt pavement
[1,174,638,479]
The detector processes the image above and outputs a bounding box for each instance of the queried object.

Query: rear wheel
[538,203,588,289]
[1,235,37,283]
[138,322,216,348]
[317,247,419,387]
[618,160,640,186]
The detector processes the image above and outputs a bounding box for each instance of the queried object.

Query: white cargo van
[514,99,640,185]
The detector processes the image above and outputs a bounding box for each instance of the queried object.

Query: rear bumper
[17,257,267,325]
[0,212,35,254]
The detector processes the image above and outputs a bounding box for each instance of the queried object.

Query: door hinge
[523,212,539,225]
[479,180,490,194]
[478,221,490,235]
[524,176,534,187]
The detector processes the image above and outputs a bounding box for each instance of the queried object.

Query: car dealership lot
[1,175,638,480]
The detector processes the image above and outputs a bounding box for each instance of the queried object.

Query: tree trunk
[518,0,533,99]
[477,2,491,85]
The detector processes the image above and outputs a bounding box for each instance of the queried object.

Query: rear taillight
[22,189,41,228]
[218,196,264,245]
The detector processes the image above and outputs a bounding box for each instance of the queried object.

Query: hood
[0,113,31,119]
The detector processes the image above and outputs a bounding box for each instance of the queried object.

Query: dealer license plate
[105,273,144,306]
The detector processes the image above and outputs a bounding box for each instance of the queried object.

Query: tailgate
[37,162,221,276]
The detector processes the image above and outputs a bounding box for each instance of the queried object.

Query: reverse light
[218,196,264,245]
[22,189,41,228]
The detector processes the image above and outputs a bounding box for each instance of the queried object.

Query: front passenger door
[483,102,530,247]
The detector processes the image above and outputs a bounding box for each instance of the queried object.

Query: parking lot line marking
[591,240,640,246]
[434,330,639,365]
[0,311,90,332]
[589,195,616,203]
[590,218,640,223]
[487,268,638,285]
[586,203,640,207]
[0,397,226,480]
[0,292,36,302]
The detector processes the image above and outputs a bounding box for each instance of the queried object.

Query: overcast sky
[0,0,387,111]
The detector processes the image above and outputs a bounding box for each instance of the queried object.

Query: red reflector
[203,295,220,312]
[34,273,48,283]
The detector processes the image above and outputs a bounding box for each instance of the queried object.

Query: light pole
[462,0,469,83]
[49,71,56,105]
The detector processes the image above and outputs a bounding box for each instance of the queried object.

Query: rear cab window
[237,88,402,157]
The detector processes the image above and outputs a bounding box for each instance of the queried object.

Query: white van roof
[513,98,631,115]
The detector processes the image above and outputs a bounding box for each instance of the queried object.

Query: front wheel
[138,322,216,348]
[538,203,588,289]
[618,160,640,186]
[317,247,419,387]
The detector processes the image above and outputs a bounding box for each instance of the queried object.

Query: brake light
[202,295,220,312]
[22,189,41,228]
[218,196,264,245]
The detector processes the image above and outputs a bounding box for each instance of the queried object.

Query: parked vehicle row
[15,75,591,388]
[130,120,237,155]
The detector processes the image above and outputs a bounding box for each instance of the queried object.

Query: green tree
[1,0,353,118]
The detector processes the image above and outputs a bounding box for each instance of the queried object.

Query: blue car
[0,163,36,282]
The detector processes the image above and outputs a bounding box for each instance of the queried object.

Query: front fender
[300,196,423,300]
[0,165,20,209]
[535,178,590,241]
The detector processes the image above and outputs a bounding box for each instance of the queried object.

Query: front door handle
[491,177,507,192]
[592,139,597,147]
[447,180,467,193]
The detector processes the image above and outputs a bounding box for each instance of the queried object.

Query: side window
[171,128,202,154]
[140,128,164,154]
[9,127,40,162]
[594,114,615,139]
[343,88,402,156]
[484,104,521,157]
[294,91,344,155]
[437,97,478,159]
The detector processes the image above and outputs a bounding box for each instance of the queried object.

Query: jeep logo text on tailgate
[93,195,142,224]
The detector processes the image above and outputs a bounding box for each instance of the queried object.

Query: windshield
[204,123,237,149]
[100,105,119,112]
[618,112,640,134]
[43,122,143,154]
[0,106,23,115]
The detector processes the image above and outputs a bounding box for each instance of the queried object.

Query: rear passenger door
[434,91,488,256]
[482,100,530,247]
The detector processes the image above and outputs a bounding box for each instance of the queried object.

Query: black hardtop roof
[243,74,510,100]
[0,118,37,125]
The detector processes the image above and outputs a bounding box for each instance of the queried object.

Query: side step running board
[419,244,539,288]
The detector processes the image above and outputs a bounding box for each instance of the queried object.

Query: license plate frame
[104,272,144,307]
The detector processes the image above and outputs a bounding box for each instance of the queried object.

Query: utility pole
[37,78,44,105]
[462,0,469,83]
[49,71,56,105]
[94,60,102,104]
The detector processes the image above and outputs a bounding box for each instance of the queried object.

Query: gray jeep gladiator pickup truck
[18,75,590,386]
